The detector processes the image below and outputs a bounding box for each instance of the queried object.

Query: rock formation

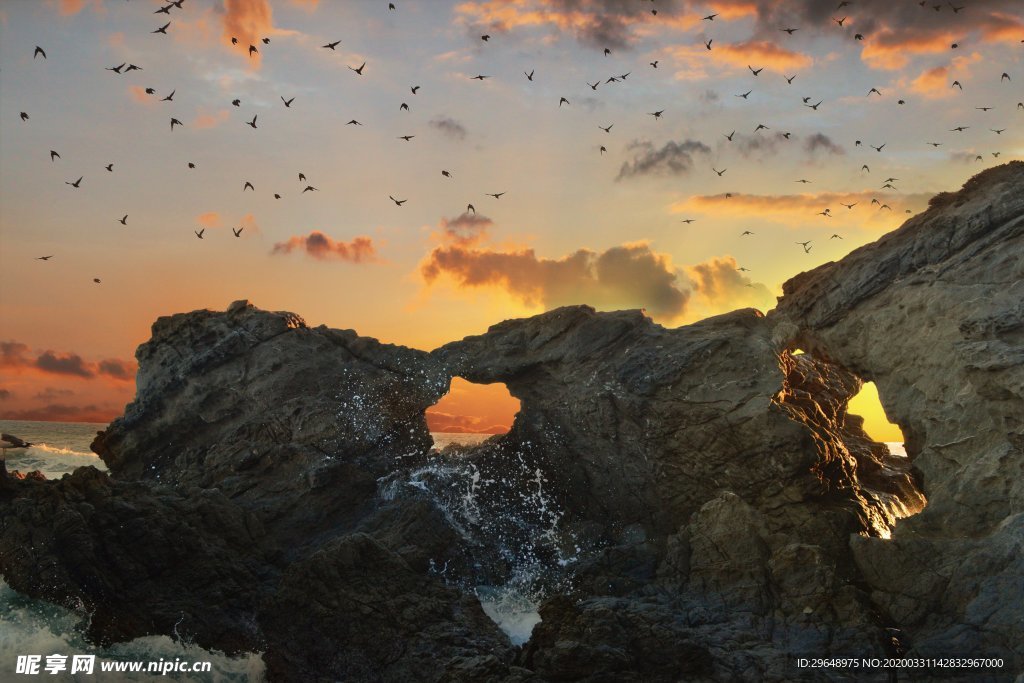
[1,162,1021,681]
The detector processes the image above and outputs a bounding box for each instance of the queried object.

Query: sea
[0,420,495,680]
[1,420,906,678]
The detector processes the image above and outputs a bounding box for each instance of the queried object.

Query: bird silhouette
[650,60,658,68]
[713,167,727,176]
[195,229,204,239]
[302,186,318,192]
[153,21,170,34]
[106,63,126,73]
[471,74,489,80]
[66,176,83,188]
[482,35,491,42]
[262,37,270,44]
[323,41,341,50]
[862,165,871,172]
[50,150,60,161]
[125,64,142,72]
[952,80,963,90]
[603,47,610,55]
[600,146,606,155]
[170,118,183,130]
[737,266,750,272]
[797,241,812,253]
[833,16,847,26]
[950,126,969,132]
[619,72,631,80]
[246,115,257,128]
[249,45,258,57]
[487,192,505,199]
[781,28,798,34]
[831,234,844,239]
[243,181,254,191]
[841,202,857,209]
[740,230,753,235]
[20,112,29,121]
[588,81,599,90]
[736,90,752,99]
[785,74,796,84]
[347,120,362,125]
[976,107,993,111]
[649,110,665,119]
[37,255,54,260]
[105,164,113,172]
[161,89,175,101]
[299,173,306,182]
[145,87,155,94]
[188,162,196,169]
[871,143,886,152]
[868,87,881,96]
[156,4,171,14]
[725,131,735,141]
[705,39,713,50]
[559,97,570,107]
[754,123,769,131]
[93,278,101,283]
[467,204,475,213]
[411,85,420,94]
[282,96,295,107]
[34,46,46,59]
[119,214,128,225]
[232,99,241,106]
[991,128,1005,134]
[389,2,396,9]
[680,219,696,224]
[1001,73,1011,82]
[400,103,409,111]
[398,135,415,141]
[231,37,238,44]
[805,100,823,110]
[389,195,407,206]
[796,179,811,184]
[749,65,763,76]
[233,227,243,237]
[525,70,535,81]
[704,13,717,20]
[349,62,366,75]
[442,170,453,178]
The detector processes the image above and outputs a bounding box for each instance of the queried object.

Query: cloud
[128,86,154,105]
[98,359,135,381]
[422,240,691,320]
[34,388,75,400]
[220,0,304,68]
[686,256,773,310]
[438,212,494,246]
[732,133,780,160]
[1,341,31,367]
[272,232,377,263]
[193,109,230,129]
[1,403,117,423]
[803,133,845,156]
[950,151,984,164]
[35,351,93,378]
[429,117,468,141]
[289,0,318,9]
[2,341,136,382]
[715,40,812,73]
[617,139,711,180]
[425,410,509,434]
[904,53,983,99]
[0,389,12,401]
[196,211,223,228]
[54,0,103,17]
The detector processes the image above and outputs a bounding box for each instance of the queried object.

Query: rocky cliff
[1,162,1021,682]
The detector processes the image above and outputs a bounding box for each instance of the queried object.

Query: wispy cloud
[272,232,377,262]
[617,139,711,180]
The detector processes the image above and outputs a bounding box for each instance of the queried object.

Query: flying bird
[400,103,409,111]
[36,255,54,260]
[991,128,1005,134]
[740,230,753,236]
[347,120,362,125]
[781,28,798,34]
[398,134,415,141]
[754,123,769,131]
[467,204,475,213]
[649,110,665,119]
[125,64,142,72]
[93,278,101,283]
[233,227,243,237]
[525,70,535,81]
[195,229,204,239]
[841,202,857,209]
[705,39,713,50]
[249,45,258,57]
[243,181,254,191]
[389,195,407,206]
[282,96,294,107]
[50,150,60,161]
[302,186,318,192]
[805,100,823,110]
[411,85,420,94]
[246,115,257,128]
[349,62,366,75]
[153,21,170,34]
[106,63,126,73]
[299,173,306,182]
[952,80,963,90]
[724,131,735,141]
[66,176,83,188]
[34,46,46,59]
[161,89,175,101]
[833,16,847,26]
[145,87,155,94]
[650,61,658,68]
[171,117,183,130]
[831,234,844,239]
[588,81,599,90]
[797,241,813,253]
[976,107,993,111]
[600,146,606,155]
[736,90,752,99]
[868,88,881,96]
[749,65,763,76]
[323,41,341,50]
[871,143,886,152]
[486,192,505,199]
[703,13,717,20]
[119,214,127,225]
[713,167,727,176]
[1001,73,1010,82]
[471,74,488,80]
[599,124,613,133]
[785,75,796,84]
[950,126,969,132]
[559,97,570,107]
[680,219,696,224]
[188,162,196,168]
[105,164,113,172]
[20,112,29,121]
[603,47,610,55]
[442,170,453,178]
[232,99,241,106]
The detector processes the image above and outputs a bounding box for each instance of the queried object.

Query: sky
[0,0,1020,439]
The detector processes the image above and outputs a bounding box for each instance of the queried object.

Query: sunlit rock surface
[1,163,1021,681]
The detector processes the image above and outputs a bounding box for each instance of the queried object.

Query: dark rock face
[1,164,1021,681]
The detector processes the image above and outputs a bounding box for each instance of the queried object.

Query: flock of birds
[15,0,1023,273]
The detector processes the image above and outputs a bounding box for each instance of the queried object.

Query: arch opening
[848,381,906,453]
[426,377,520,451]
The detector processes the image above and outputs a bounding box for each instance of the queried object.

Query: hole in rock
[847,381,906,454]
[426,377,520,451]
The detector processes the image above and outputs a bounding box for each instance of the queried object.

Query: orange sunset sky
[1,0,1021,441]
